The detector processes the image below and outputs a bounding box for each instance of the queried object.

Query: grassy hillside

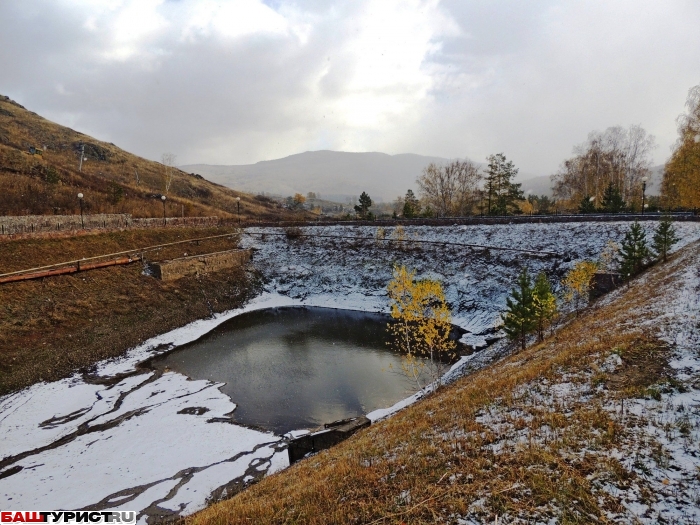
[0,227,260,394]
[189,240,700,524]
[0,95,302,221]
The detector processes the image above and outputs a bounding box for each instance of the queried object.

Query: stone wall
[151,249,251,281]
[0,214,130,235]
[0,214,220,236]
[131,217,220,229]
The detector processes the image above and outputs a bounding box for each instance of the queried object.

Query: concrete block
[151,249,251,281]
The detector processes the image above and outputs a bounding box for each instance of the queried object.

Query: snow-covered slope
[241,221,700,346]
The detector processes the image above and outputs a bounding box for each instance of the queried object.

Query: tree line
[367,82,699,219]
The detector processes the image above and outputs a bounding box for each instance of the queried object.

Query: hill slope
[0,95,297,221]
[190,238,700,524]
[182,151,550,202]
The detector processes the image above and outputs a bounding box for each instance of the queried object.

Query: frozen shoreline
[0,291,470,522]
[3,222,699,521]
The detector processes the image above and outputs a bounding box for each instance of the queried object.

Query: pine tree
[485,153,524,215]
[402,189,421,218]
[601,182,626,213]
[578,195,596,214]
[503,268,536,350]
[532,272,557,341]
[652,216,679,262]
[354,191,372,219]
[619,221,651,278]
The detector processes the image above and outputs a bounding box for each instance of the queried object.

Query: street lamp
[161,195,167,226]
[77,193,84,229]
[236,197,241,225]
[641,176,648,214]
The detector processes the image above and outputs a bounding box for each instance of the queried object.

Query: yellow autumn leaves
[387,265,456,390]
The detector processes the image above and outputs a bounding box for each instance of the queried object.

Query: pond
[150,306,458,434]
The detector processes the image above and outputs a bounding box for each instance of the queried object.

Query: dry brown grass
[0,95,306,221]
[187,243,697,524]
[0,227,261,394]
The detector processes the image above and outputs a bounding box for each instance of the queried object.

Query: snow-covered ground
[1,221,698,522]
[455,238,700,523]
[241,221,700,342]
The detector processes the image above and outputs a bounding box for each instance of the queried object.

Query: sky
[1,0,699,175]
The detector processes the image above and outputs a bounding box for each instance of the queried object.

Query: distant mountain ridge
[182,150,550,202]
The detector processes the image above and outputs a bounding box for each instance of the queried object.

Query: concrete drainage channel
[287,416,372,464]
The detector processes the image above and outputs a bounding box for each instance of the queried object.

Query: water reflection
[150,307,432,434]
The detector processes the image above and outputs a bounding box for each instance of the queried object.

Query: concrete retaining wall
[0,214,220,236]
[0,214,130,235]
[287,416,371,464]
[151,248,251,281]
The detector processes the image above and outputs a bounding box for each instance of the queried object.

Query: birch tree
[161,152,176,194]
[387,265,456,391]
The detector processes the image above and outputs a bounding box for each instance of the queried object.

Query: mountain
[519,174,554,197]
[182,151,550,202]
[0,95,298,221]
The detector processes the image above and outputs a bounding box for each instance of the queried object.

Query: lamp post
[77,193,84,228]
[161,195,167,226]
[641,176,648,214]
[236,197,241,225]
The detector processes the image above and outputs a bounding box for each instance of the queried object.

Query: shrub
[284,226,303,240]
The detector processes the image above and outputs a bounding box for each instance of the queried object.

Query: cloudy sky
[1,0,698,175]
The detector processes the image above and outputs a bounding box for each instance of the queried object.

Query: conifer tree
[354,191,372,219]
[619,221,651,278]
[485,153,524,215]
[503,268,536,349]
[402,189,421,218]
[532,272,557,341]
[652,216,679,262]
[578,195,596,214]
[601,182,626,213]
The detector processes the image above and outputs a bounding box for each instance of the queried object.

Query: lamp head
[77,193,83,199]
[236,197,241,202]
[642,176,648,183]
[161,195,166,201]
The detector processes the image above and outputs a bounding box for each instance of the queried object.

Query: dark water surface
[150,307,431,434]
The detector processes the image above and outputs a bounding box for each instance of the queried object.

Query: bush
[284,226,303,240]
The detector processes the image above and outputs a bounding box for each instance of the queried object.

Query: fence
[221,211,700,229]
